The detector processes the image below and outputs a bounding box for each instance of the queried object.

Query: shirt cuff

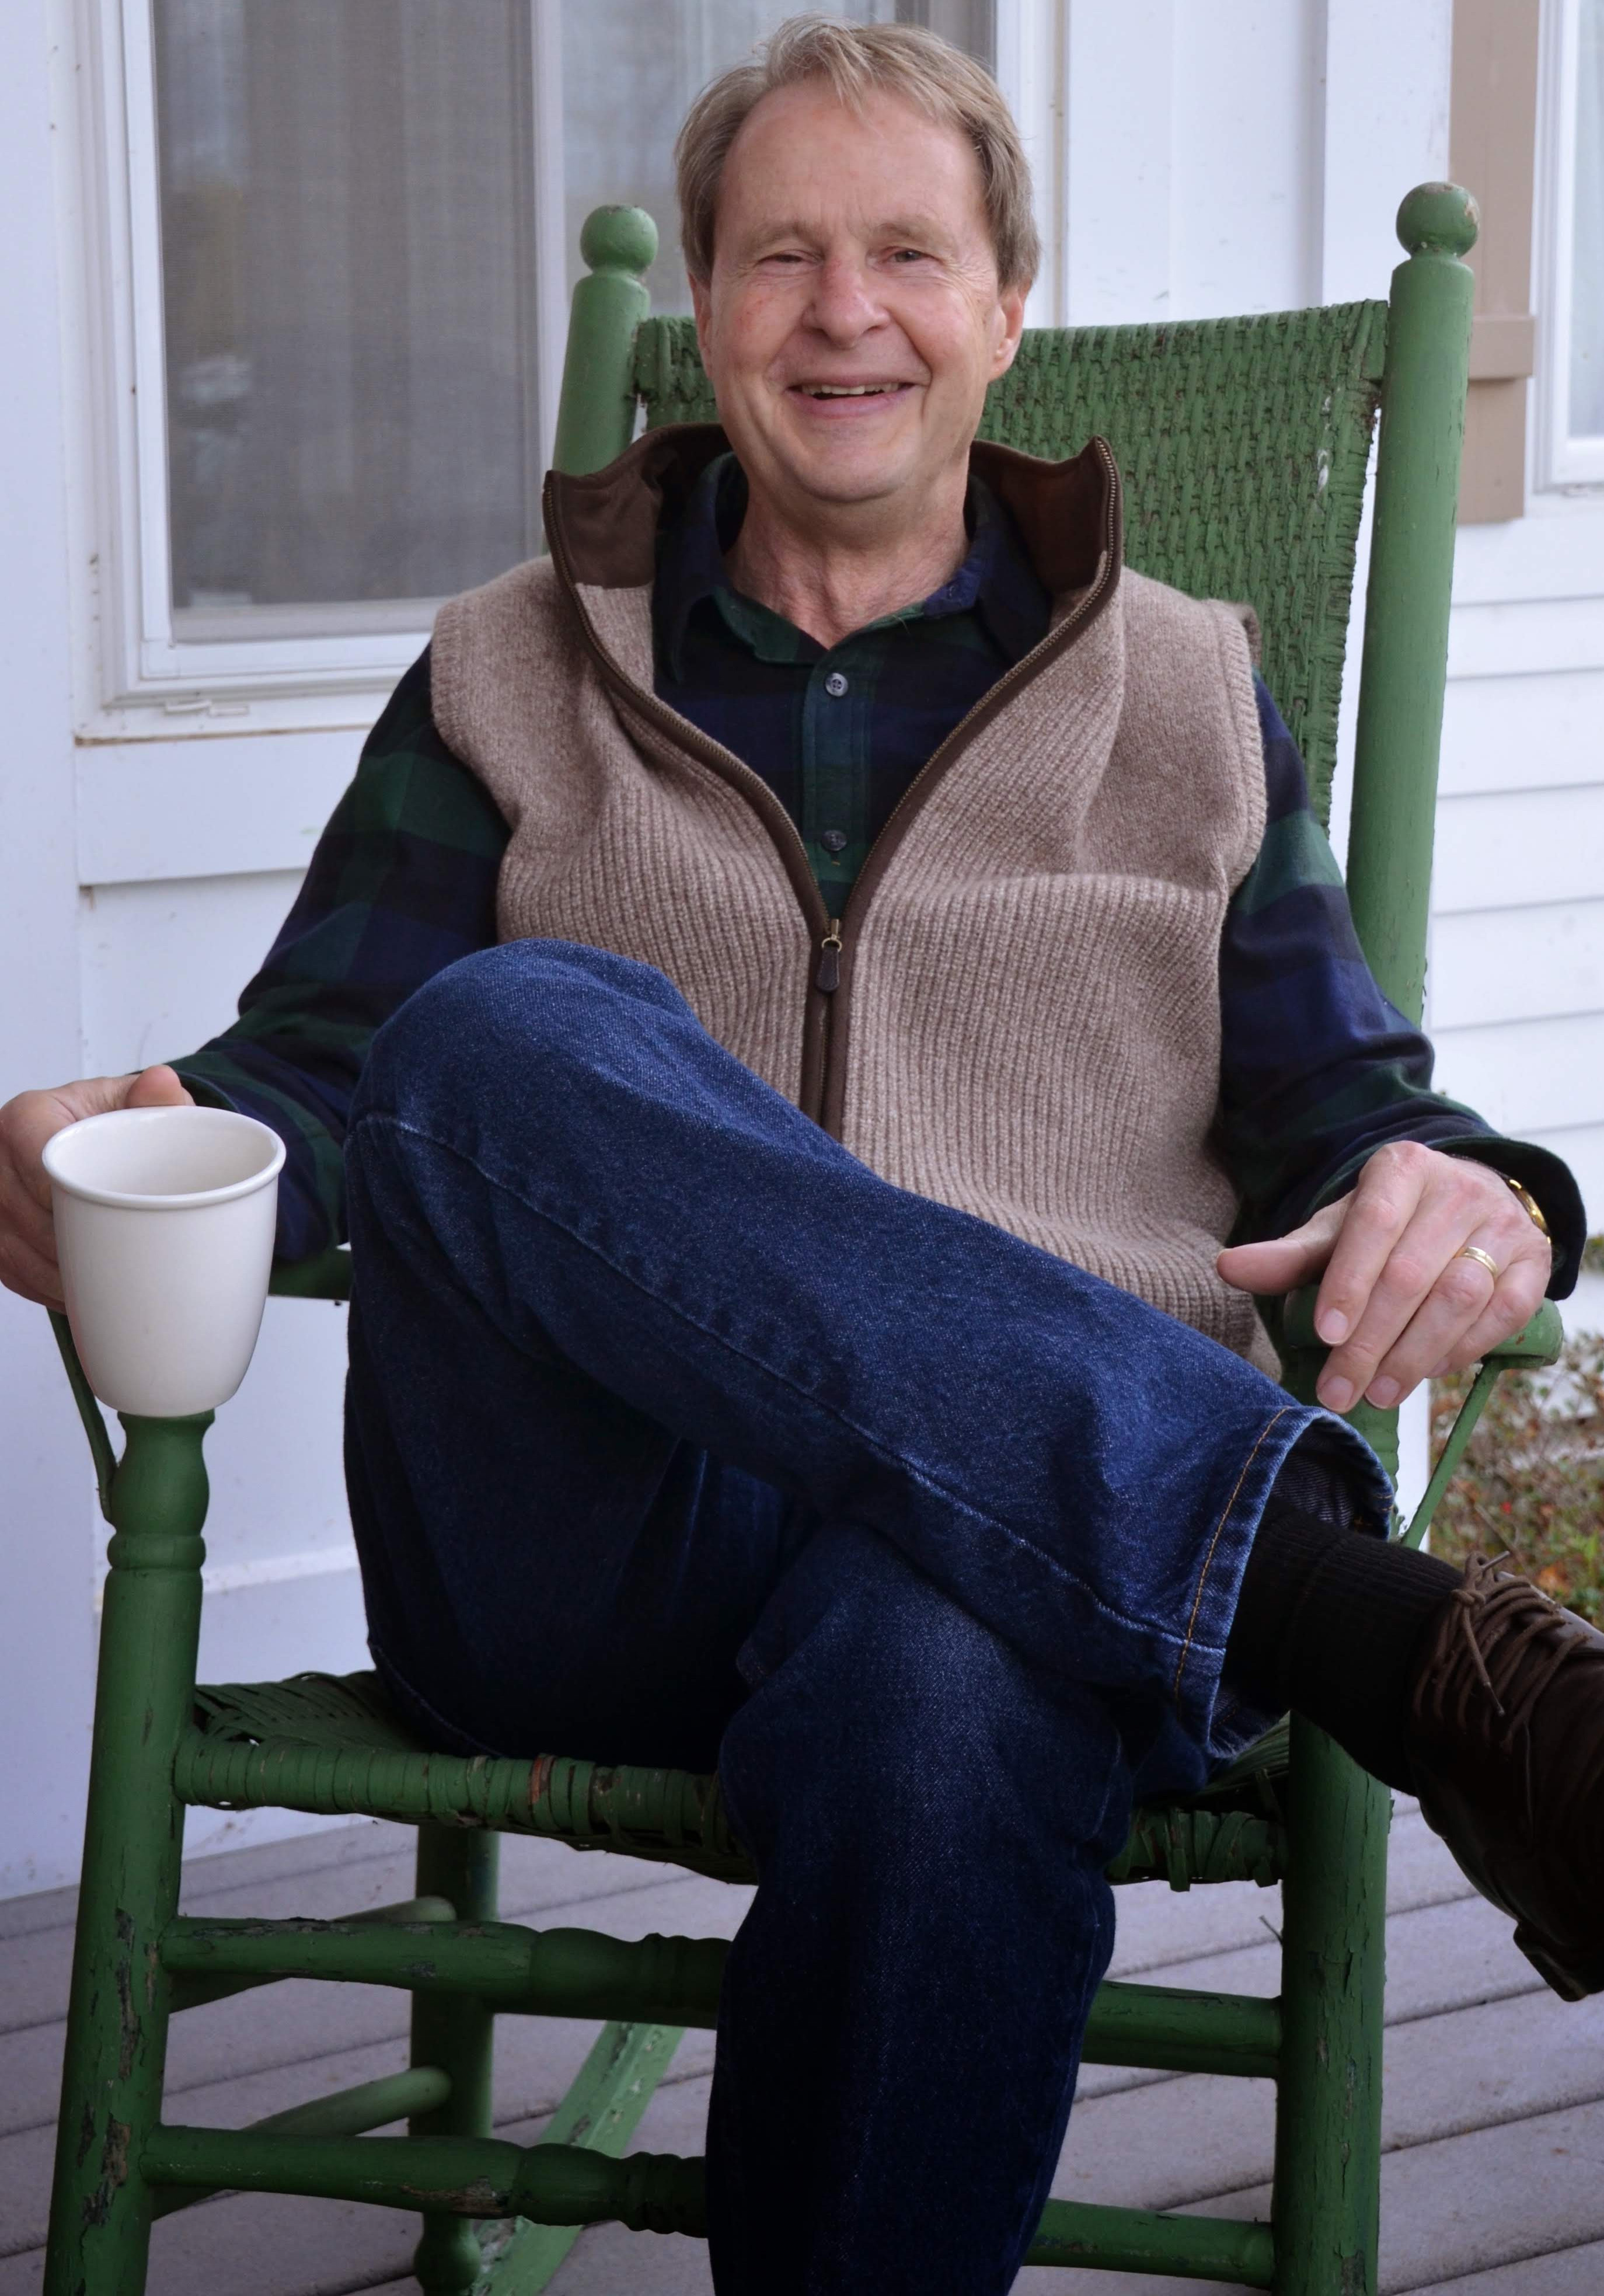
[1430,1135,1588,1301]
[169,1066,239,1114]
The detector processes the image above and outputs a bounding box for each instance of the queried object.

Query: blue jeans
[341,940,1389,2294]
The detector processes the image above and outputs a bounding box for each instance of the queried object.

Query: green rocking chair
[42,183,1564,2294]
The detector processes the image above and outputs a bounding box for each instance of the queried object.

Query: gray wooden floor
[2,1800,1600,2295]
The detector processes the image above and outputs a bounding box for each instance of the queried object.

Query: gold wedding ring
[1458,1244,1500,1279]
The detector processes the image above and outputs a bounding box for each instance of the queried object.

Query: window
[1538,0,1604,487]
[83,0,996,723]
[154,0,548,632]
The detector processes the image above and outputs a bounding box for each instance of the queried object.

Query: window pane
[152,0,999,625]
[154,0,541,622]
[561,1,996,317]
[1573,0,1604,439]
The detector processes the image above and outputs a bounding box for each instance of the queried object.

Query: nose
[804,252,885,346]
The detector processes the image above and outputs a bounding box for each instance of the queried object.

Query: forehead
[716,81,989,246]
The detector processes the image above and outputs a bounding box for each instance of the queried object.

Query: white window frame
[76,0,1041,738]
[1535,0,1604,489]
[993,0,1063,328]
[75,0,567,736]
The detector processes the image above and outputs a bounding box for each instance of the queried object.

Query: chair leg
[1272,1717,1390,2295]
[410,1826,501,2294]
[44,1414,211,2296]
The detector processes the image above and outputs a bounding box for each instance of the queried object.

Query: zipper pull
[815,919,843,994]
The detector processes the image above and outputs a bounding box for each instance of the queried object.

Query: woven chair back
[632,308,1387,827]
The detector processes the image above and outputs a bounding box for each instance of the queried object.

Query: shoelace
[1417,1553,1603,1754]
[1411,1553,1604,1910]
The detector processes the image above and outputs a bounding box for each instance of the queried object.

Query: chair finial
[1395,182,1479,260]
[580,204,658,278]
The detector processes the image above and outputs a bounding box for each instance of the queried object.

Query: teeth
[808,384,894,398]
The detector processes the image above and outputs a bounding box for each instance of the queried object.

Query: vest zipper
[815,435,1123,1135]
[543,437,1122,1135]
[815,919,843,994]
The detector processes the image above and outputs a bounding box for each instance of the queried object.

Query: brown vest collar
[541,422,1123,604]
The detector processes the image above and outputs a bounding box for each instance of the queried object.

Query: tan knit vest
[433,430,1269,1359]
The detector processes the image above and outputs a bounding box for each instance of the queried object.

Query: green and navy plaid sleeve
[1216,679,1585,1296]
[170,647,508,1259]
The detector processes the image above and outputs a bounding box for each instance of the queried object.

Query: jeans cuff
[1174,1402,1392,1764]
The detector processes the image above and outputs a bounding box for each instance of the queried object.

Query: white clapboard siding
[1428,1012,1604,1139]
[1436,498,1604,1243]
[1439,668,1604,797]
[1429,903,1604,1031]
[77,729,367,887]
[80,869,306,1079]
[1446,596,1604,681]
[1431,783,1604,915]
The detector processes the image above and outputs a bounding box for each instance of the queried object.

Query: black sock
[1223,1426,1462,1792]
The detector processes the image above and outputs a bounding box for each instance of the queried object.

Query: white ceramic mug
[42,1106,285,1417]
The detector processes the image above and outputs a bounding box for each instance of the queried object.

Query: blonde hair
[675,15,1039,291]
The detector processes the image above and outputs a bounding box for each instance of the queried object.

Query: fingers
[1312,1146,1551,1412]
[127,1065,194,1109]
[0,1225,67,1309]
[0,1070,191,1308]
[1351,1239,1544,1409]
[0,1137,65,1306]
[1417,1250,1549,1382]
[1216,1199,1348,1294]
[1310,1141,1438,1351]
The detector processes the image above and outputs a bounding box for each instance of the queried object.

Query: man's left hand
[1216,1142,1551,1414]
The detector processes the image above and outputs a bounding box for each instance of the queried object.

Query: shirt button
[820,830,848,855]
[824,671,849,698]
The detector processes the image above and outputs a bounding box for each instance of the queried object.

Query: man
[2,20,1599,2292]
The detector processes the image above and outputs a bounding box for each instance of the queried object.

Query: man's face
[691,82,1027,529]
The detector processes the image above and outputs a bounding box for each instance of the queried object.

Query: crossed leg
[341,939,1390,2292]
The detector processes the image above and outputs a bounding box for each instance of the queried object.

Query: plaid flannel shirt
[173,461,1584,1290]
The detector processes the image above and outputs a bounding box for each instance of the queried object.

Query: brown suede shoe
[1406,1552,1604,2002]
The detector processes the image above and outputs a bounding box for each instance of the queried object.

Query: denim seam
[1170,1402,1297,1710]
[355,1107,1204,1661]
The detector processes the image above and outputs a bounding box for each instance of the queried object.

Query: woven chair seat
[184,1672,1289,1891]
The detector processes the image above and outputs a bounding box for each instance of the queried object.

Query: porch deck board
[1,1804,1598,2294]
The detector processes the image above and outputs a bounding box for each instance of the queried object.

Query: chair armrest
[48,1309,118,1522]
[1281,1286,1564,1370]
[1281,1286,1565,1548]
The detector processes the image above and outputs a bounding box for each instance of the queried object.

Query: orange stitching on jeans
[1171,1407,1295,1708]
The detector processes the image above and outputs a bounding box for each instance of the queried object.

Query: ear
[990,280,1029,382]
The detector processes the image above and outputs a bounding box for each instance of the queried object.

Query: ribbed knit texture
[431,506,1268,1357]
[839,569,1265,1356]
[433,563,815,1109]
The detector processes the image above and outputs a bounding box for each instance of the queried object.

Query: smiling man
[2,18,1600,2294]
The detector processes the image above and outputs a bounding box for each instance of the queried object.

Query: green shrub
[1429,1320,1604,1625]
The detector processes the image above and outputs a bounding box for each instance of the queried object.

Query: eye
[887,246,933,266]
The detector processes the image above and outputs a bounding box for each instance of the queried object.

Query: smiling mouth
[796,382,911,399]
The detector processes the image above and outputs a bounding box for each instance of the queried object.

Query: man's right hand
[0,1067,195,1309]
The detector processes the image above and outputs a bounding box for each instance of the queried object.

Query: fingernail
[1321,1377,1354,1412]
[1369,1378,1400,1407]
[1317,1310,1348,1343]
